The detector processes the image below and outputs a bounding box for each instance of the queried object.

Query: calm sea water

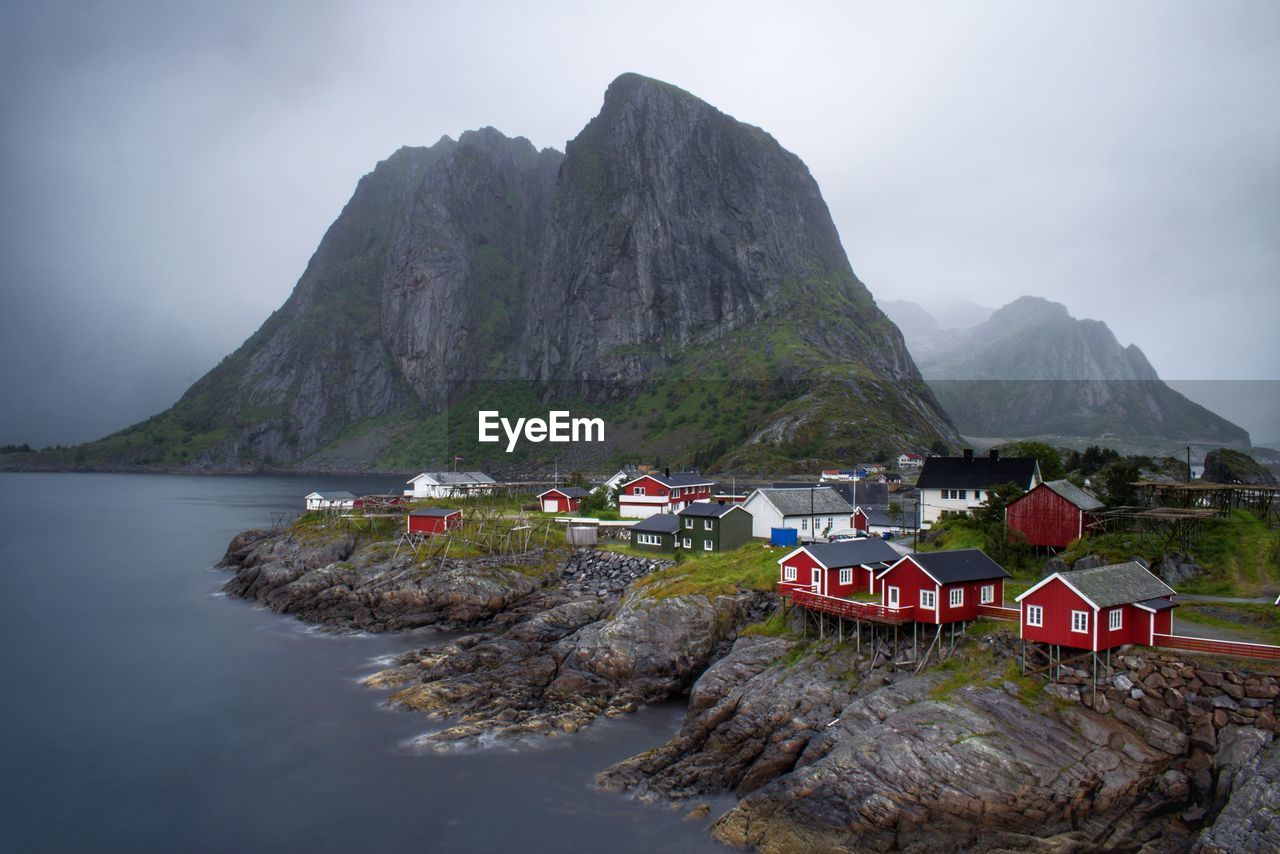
[0,473,726,852]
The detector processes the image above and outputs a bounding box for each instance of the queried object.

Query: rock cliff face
[883,296,1249,445]
[72,73,955,473]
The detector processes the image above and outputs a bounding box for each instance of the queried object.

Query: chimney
[989,448,1000,463]
[665,467,670,478]
[963,449,974,463]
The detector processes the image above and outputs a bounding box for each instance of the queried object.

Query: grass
[740,610,795,638]
[633,542,782,600]
[1177,603,1280,646]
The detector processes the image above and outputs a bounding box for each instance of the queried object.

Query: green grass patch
[741,610,795,638]
[634,543,782,600]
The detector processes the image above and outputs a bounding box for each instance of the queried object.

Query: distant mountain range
[40,74,957,474]
[881,296,1250,446]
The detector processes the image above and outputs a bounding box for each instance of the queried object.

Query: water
[0,473,726,852]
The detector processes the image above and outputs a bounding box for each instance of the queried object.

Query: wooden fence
[1152,633,1280,662]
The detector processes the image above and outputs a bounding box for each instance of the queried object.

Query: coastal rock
[710,678,1173,851]
[1194,737,1280,851]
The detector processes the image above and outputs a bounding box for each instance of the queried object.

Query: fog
[2,1,1277,446]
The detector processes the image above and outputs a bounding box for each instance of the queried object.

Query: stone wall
[560,549,675,596]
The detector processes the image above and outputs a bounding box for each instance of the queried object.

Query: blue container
[770,527,798,547]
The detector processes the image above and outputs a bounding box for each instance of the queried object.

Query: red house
[1005,480,1104,549]
[407,507,463,535]
[874,549,1010,624]
[618,472,714,519]
[777,538,902,598]
[1015,562,1177,651]
[538,487,589,513]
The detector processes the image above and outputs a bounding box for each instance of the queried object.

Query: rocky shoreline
[218,527,1279,851]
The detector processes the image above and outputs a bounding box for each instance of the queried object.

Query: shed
[875,549,1010,624]
[676,502,753,553]
[305,491,356,511]
[1005,480,1104,549]
[777,538,902,598]
[1015,562,1177,651]
[407,507,463,536]
[539,486,589,514]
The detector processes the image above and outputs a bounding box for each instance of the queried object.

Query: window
[685,518,693,528]
[801,518,809,530]
[784,565,797,581]
[682,537,691,548]
[974,490,982,501]
[949,588,963,608]
[920,589,936,610]
[980,584,994,605]
[704,520,713,530]
[635,486,645,495]
[1109,608,1122,631]
[958,490,967,500]
[1071,611,1089,633]
[1026,605,1043,627]
[839,567,853,585]
[825,517,833,528]
[704,540,713,551]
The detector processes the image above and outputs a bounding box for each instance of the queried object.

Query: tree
[1100,460,1143,507]
[930,439,949,455]
[973,482,1031,570]
[1002,441,1066,481]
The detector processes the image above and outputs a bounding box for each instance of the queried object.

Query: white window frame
[974,489,982,501]
[703,540,713,551]
[800,518,808,530]
[685,518,693,528]
[811,568,821,589]
[635,486,645,495]
[704,519,713,530]
[672,487,680,498]
[980,584,994,605]
[958,489,967,500]
[1026,604,1043,627]
[887,586,900,608]
[920,589,936,610]
[783,565,797,581]
[1071,610,1089,633]
[949,587,963,608]
[839,567,853,585]
[682,537,691,548]
[1109,608,1122,631]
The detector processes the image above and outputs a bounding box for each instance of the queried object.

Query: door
[812,568,822,595]
[887,586,899,608]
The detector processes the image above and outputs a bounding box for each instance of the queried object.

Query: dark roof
[409,507,461,517]
[803,538,901,568]
[1137,598,1178,612]
[855,504,912,528]
[907,549,1011,583]
[630,514,680,534]
[678,502,744,518]
[1059,562,1176,609]
[752,487,854,516]
[917,455,1039,490]
[542,486,589,498]
[632,472,713,488]
[309,491,356,500]
[1040,480,1104,511]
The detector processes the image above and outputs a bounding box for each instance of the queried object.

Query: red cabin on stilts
[777,538,901,598]
[874,550,1010,624]
[1015,561,1177,651]
[407,508,463,535]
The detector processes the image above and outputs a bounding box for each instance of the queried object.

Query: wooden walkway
[788,590,917,624]
[1153,633,1280,662]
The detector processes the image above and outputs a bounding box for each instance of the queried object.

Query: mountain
[884,296,1249,445]
[60,74,955,474]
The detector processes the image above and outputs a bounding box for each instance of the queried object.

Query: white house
[404,471,497,499]
[616,472,714,519]
[741,486,855,542]
[916,449,1042,529]
[897,452,924,469]
[305,491,356,511]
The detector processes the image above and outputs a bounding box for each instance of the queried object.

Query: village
[298,446,1280,690]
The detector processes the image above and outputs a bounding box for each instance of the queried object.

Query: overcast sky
[2,0,1278,446]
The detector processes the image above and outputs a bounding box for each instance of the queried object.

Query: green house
[629,514,680,552]
[677,502,753,553]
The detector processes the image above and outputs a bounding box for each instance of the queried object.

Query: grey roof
[856,503,916,528]
[309,491,356,500]
[803,538,901,568]
[542,486,589,498]
[908,549,1011,584]
[1040,480,1104,512]
[410,471,496,485]
[1060,561,1176,609]
[754,487,854,516]
[630,514,680,534]
[679,501,745,518]
[409,507,461,517]
[1138,598,1178,612]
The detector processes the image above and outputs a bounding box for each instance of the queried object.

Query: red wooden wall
[1006,484,1084,549]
